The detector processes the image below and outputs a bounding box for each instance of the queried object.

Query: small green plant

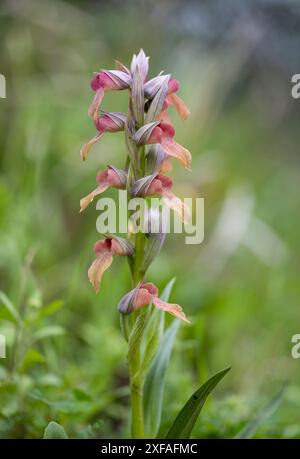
[78,50,229,438]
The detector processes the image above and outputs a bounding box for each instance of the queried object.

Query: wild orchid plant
[80,50,229,439]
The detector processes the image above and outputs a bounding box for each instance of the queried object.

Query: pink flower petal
[167,93,190,120]
[80,132,103,161]
[159,158,173,174]
[146,177,164,196]
[88,87,105,120]
[162,137,192,170]
[167,79,179,94]
[141,282,159,296]
[88,252,113,293]
[106,167,126,188]
[153,297,190,323]
[79,182,109,212]
[94,239,111,254]
[135,287,154,308]
[162,190,190,224]
[157,110,172,125]
[110,238,130,256]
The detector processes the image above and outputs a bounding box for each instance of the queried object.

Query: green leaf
[32,325,65,342]
[165,367,230,439]
[26,300,64,324]
[0,290,21,324]
[160,277,176,303]
[144,278,178,437]
[43,421,68,439]
[20,349,46,372]
[234,385,286,439]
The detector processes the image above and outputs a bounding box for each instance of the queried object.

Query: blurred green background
[0,0,300,438]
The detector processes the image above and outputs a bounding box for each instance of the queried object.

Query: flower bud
[131,49,149,82]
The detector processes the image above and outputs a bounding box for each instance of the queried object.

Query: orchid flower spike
[118,282,190,323]
[80,112,127,161]
[133,174,190,224]
[89,70,131,119]
[88,236,134,293]
[134,122,192,170]
[80,166,127,212]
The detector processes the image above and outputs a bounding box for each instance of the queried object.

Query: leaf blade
[0,290,22,324]
[43,421,68,439]
[165,367,230,439]
[144,278,178,437]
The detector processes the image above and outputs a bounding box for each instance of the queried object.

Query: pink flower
[88,236,134,293]
[144,76,189,121]
[135,122,192,170]
[80,166,127,212]
[133,174,190,223]
[94,112,127,133]
[80,112,126,161]
[146,175,190,224]
[88,70,131,120]
[118,282,190,323]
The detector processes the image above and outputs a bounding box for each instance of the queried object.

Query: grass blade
[235,385,286,439]
[0,290,21,324]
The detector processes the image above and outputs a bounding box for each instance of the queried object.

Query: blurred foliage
[0,0,300,438]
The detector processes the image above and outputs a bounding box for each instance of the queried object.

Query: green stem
[130,145,148,437]
[130,380,145,438]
